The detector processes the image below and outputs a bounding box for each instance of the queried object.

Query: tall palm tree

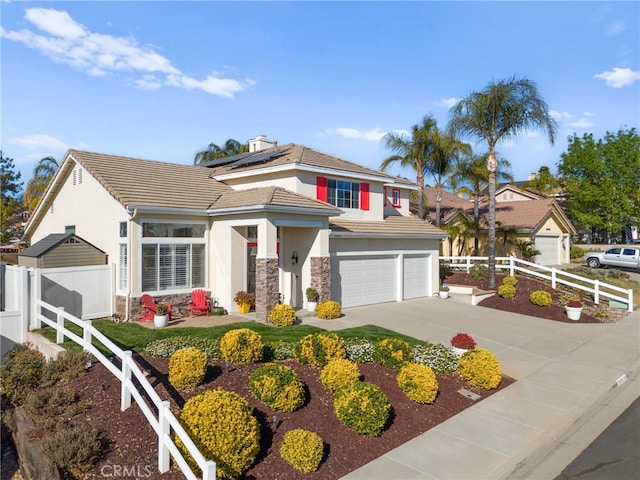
[451,153,514,255]
[194,138,249,165]
[380,115,440,220]
[24,156,58,211]
[448,76,557,288]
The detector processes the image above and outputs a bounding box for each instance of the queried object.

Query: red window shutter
[316,176,328,202]
[383,187,387,207]
[360,183,370,210]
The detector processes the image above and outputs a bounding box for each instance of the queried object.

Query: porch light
[291,251,298,264]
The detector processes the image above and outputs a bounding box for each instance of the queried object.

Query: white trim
[274,219,325,228]
[330,232,447,240]
[331,250,433,257]
[206,205,340,217]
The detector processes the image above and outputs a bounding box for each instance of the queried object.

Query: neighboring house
[24,136,446,321]
[426,185,576,265]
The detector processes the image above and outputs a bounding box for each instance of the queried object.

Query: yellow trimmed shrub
[502,276,518,287]
[373,338,414,370]
[397,363,439,404]
[293,333,346,367]
[315,300,342,319]
[498,284,516,299]
[320,358,361,392]
[175,388,260,479]
[249,363,305,412]
[168,347,207,390]
[457,348,502,390]
[220,328,264,364]
[268,304,297,327]
[530,290,552,307]
[334,381,390,436]
[279,429,324,473]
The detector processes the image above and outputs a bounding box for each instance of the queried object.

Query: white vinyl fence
[441,256,634,312]
[36,299,216,479]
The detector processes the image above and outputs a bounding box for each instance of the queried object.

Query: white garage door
[534,236,559,265]
[403,254,429,299]
[331,256,397,308]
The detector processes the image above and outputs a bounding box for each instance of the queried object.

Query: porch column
[310,227,331,302]
[256,219,279,321]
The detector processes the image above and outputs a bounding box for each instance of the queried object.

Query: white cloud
[437,97,460,108]
[567,112,595,129]
[604,21,627,36]
[549,110,575,122]
[594,67,640,88]
[1,7,250,98]
[325,127,388,142]
[9,134,68,151]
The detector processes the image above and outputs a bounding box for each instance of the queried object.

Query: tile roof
[423,188,472,223]
[211,186,341,213]
[330,215,447,237]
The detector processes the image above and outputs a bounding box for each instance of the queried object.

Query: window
[327,179,359,209]
[119,244,127,290]
[119,222,127,238]
[141,222,206,292]
[65,225,75,234]
[392,189,401,207]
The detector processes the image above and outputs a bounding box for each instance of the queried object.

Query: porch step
[447,284,496,306]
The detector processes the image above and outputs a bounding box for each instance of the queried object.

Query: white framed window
[328,179,360,209]
[118,222,128,292]
[392,189,401,207]
[140,221,206,292]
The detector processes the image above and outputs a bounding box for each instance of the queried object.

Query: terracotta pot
[238,302,251,314]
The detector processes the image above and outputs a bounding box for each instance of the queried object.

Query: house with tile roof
[425,185,576,265]
[24,135,446,321]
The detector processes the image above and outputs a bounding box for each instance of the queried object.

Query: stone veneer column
[255,258,280,321]
[310,256,331,302]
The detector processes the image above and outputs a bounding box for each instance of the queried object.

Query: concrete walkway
[299,297,640,480]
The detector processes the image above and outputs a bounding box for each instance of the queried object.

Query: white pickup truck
[584,247,640,270]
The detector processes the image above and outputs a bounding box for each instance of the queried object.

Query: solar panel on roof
[201,152,253,168]
[229,149,285,169]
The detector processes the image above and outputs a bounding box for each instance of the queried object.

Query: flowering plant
[450,332,476,350]
[156,303,168,315]
[234,291,255,305]
[566,300,582,308]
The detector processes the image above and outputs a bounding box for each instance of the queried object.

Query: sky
[2,1,639,191]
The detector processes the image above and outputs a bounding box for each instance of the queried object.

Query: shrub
[412,343,458,373]
[502,276,518,287]
[293,333,346,367]
[42,350,89,383]
[320,359,361,392]
[373,338,414,370]
[397,363,439,404]
[279,429,324,473]
[570,245,585,260]
[25,386,80,420]
[234,291,255,305]
[249,363,305,412]
[40,425,102,477]
[343,337,375,363]
[334,381,391,436]
[145,336,220,359]
[530,290,552,307]
[469,264,488,281]
[305,287,319,302]
[439,263,452,284]
[315,300,342,319]
[220,328,264,364]
[176,389,260,479]
[0,346,46,405]
[169,347,208,390]
[457,348,502,390]
[264,340,296,361]
[268,304,297,327]
[498,284,516,299]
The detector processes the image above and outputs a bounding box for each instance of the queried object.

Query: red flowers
[450,332,476,350]
[566,300,582,308]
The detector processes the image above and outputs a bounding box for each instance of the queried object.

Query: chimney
[249,134,275,152]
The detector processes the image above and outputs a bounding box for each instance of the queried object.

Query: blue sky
[2,1,639,190]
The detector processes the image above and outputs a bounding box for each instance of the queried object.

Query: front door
[247,242,257,295]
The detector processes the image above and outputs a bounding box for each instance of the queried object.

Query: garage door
[331,256,397,308]
[534,236,559,265]
[403,254,429,299]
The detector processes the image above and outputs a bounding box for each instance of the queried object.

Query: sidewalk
[299,297,640,480]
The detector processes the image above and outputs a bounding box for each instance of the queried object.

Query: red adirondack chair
[140,294,173,322]
[189,289,211,316]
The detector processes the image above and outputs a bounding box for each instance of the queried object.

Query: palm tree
[380,115,440,220]
[24,156,58,211]
[448,76,557,288]
[194,138,249,165]
[451,153,514,255]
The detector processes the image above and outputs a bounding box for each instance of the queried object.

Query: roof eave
[206,205,342,217]
[330,232,447,240]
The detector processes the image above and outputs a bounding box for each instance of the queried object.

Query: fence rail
[441,256,634,312]
[36,299,216,479]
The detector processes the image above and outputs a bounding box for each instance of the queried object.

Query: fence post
[628,290,634,313]
[19,268,29,343]
[56,307,65,344]
[202,461,217,480]
[593,279,600,305]
[83,320,92,352]
[32,269,42,329]
[551,268,557,289]
[158,401,170,473]
[121,351,132,411]
[509,257,515,276]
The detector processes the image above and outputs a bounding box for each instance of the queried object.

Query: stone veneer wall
[255,258,280,321]
[115,292,204,322]
[310,256,331,302]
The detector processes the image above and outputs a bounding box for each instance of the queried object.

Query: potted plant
[154,303,169,328]
[210,298,226,316]
[306,287,319,312]
[565,299,583,321]
[440,282,450,299]
[450,332,476,356]
[234,291,255,314]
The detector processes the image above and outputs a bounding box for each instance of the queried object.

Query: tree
[522,165,561,195]
[557,128,639,241]
[24,156,59,211]
[448,76,557,288]
[194,138,249,165]
[1,151,23,244]
[450,153,514,254]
